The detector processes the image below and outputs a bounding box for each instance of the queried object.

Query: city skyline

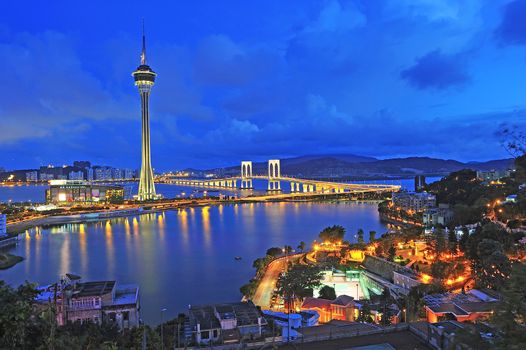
[1,1,526,171]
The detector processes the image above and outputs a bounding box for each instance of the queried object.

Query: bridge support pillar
[268,180,281,192]
[241,179,253,189]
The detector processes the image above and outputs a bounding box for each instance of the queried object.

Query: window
[123,311,129,321]
[201,331,210,339]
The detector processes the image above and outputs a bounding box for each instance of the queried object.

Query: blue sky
[1,0,526,170]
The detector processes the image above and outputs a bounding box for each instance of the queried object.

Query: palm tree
[297,241,306,252]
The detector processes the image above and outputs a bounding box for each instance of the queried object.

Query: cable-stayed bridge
[162,159,400,196]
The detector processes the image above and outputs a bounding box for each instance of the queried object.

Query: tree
[266,247,283,257]
[447,230,458,254]
[0,281,43,349]
[379,287,392,326]
[387,245,396,261]
[276,264,323,309]
[472,239,511,290]
[318,285,336,300]
[319,225,345,243]
[357,229,364,244]
[426,228,447,258]
[491,263,526,349]
[369,231,376,242]
[430,261,452,280]
[297,241,306,252]
[458,227,469,253]
[357,303,373,323]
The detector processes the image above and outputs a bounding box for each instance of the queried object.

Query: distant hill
[187,154,515,179]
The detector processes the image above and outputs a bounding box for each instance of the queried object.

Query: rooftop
[424,289,499,315]
[112,284,139,306]
[189,301,265,331]
[73,281,115,298]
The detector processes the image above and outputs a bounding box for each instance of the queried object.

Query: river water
[0,177,441,203]
[0,201,387,324]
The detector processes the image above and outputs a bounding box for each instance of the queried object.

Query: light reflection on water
[1,201,387,324]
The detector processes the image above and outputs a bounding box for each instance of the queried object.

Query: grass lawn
[0,253,24,270]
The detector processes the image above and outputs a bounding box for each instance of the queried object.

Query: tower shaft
[138,89,156,200]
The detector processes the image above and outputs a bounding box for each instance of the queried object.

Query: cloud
[0,31,128,145]
[400,50,470,90]
[495,0,526,46]
[194,34,281,87]
[305,0,366,32]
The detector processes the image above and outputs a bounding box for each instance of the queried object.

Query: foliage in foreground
[0,280,172,350]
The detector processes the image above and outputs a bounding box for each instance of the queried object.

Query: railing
[173,322,432,349]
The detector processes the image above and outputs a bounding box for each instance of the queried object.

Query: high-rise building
[112,168,123,180]
[414,175,426,192]
[85,168,94,181]
[94,167,112,181]
[26,171,39,182]
[132,26,159,201]
[68,171,84,180]
[124,169,135,179]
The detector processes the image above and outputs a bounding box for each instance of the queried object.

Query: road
[252,254,301,309]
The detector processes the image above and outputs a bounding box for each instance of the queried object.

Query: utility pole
[161,308,167,350]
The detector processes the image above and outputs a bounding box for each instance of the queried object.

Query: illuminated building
[36,274,140,329]
[423,204,454,226]
[46,180,124,204]
[68,170,84,180]
[301,295,356,323]
[132,25,159,201]
[392,191,436,212]
[423,289,498,323]
[26,171,38,182]
[94,166,113,180]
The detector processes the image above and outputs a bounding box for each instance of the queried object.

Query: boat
[234,256,242,261]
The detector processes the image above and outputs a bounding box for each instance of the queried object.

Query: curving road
[252,254,301,309]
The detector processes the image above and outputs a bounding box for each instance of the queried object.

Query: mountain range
[186,154,514,179]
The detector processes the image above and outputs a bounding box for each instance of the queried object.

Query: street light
[160,308,167,350]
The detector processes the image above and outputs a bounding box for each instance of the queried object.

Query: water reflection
[178,209,189,245]
[79,224,87,271]
[60,232,70,274]
[202,206,211,248]
[2,202,387,324]
[105,221,114,275]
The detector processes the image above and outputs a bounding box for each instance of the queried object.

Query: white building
[94,167,112,181]
[26,171,38,182]
[476,169,512,182]
[0,214,7,237]
[423,204,454,226]
[123,169,135,179]
[68,171,84,180]
[112,168,123,180]
[40,173,55,181]
[86,168,94,181]
[392,191,436,212]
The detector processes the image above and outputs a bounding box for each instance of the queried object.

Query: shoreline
[6,196,385,234]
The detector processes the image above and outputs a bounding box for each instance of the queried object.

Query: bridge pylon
[240,161,253,189]
[267,159,281,192]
